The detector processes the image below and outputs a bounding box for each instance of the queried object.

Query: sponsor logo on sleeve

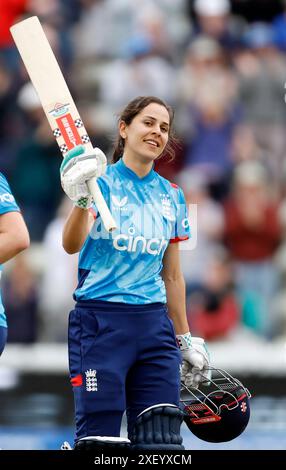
[0,193,15,203]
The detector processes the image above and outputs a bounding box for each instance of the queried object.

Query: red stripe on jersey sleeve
[170,235,189,244]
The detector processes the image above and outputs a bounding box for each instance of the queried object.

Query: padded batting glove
[60,145,107,209]
[176,332,211,388]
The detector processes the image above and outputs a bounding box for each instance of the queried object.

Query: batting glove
[60,145,107,209]
[176,332,211,388]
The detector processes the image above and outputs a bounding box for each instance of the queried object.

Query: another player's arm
[62,206,93,254]
[161,242,189,335]
[0,212,30,264]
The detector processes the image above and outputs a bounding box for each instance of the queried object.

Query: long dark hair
[112,96,177,163]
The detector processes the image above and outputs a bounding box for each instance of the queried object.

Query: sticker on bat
[56,113,82,149]
[49,103,70,117]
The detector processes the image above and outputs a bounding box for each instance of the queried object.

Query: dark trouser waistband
[75,299,166,313]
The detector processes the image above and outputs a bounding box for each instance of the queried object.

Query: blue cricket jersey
[74,159,190,304]
[0,173,20,327]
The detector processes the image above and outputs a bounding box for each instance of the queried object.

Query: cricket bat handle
[87,177,117,232]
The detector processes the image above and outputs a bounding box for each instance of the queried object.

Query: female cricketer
[60,96,210,450]
[0,172,30,355]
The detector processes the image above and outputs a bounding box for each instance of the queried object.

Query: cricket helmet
[180,368,251,443]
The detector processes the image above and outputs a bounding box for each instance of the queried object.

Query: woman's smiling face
[119,102,170,163]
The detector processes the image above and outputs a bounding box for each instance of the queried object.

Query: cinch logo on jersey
[113,233,168,255]
[0,193,15,203]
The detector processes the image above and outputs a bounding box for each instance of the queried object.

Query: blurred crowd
[1,0,286,343]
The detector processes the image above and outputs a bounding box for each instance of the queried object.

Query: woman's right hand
[60,145,107,209]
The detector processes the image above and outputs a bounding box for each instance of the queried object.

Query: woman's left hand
[176,333,211,388]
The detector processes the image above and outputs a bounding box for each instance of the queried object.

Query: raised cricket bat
[10,16,116,232]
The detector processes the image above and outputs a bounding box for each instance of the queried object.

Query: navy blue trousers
[68,300,181,441]
[0,326,7,356]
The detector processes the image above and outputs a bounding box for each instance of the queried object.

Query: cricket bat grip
[87,177,117,232]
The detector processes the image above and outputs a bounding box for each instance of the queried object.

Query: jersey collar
[115,158,156,183]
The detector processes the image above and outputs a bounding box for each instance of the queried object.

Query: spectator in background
[71,0,188,119]
[192,0,243,51]
[234,22,286,182]
[177,168,225,289]
[223,161,282,338]
[3,253,37,344]
[133,0,191,62]
[187,248,240,341]
[0,59,25,179]
[38,197,78,342]
[177,35,235,107]
[184,84,241,201]
[271,160,286,339]
[175,169,238,341]
[11,83,63,240]
[16,81,46,137]
[98,34,176,109]
[177,36,241,200]
[0,0,27,71]
[72,0,191,62]
[231,125,271,167]
[272,0,286,52]
[27,0,74,71]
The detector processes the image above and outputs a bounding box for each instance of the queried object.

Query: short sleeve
[170,186,190,243]
[0,173,20,215]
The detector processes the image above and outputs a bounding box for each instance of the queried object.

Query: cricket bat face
[10,16,93,155]
[10,16,116,232]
